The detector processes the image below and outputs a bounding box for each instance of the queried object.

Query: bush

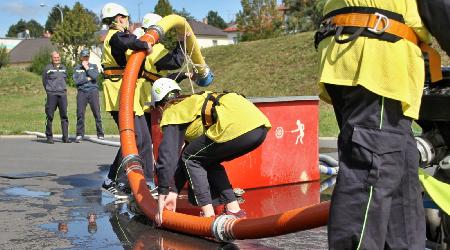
[0,45,9,69]
[28,47,52,76]
[28,48,75,87]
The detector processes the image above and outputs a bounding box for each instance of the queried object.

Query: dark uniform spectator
[43,51,70,144]
[150,78,271,226]
[100,2,152,199]
[315,0,431,249]
[73,48,104,143]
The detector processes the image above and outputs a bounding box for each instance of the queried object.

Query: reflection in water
[176,182,321,218]
[3,187,51,197]
[39,175,329,249]
[107,203,231,250]
[87,213,97,234]
[58,222,68,233]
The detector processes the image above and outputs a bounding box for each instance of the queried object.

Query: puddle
[3,187,51,198]
[38,169,332,249]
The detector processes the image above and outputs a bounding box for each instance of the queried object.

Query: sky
[0,0,253,37]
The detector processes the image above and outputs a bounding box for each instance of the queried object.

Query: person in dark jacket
[42,51,69,144]
[73,48,104,143]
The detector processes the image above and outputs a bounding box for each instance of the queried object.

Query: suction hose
[119,14,329,241]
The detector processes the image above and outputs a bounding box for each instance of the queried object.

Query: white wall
[89,46,103,72]
[196,35,233,48]
[226,32,240,45]
[0,38,23,51]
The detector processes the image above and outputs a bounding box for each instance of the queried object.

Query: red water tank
[151,96,320,189]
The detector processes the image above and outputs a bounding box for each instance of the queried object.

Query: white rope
[175,21,209,93]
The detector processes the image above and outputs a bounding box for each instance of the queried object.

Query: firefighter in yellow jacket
[150,78,271,226]
[132,12,191,191]
[315,0,431,249]
[100,2,153,198]
[134,12,191,117]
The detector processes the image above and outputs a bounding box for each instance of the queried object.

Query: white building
[223,23,240,45]
[0,37,24,52]
[187,20,232,48]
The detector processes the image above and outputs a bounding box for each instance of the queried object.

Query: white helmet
[142,13,162,29]
[152,78,181,105]
[102,3,129,20]
[132,27,145,38]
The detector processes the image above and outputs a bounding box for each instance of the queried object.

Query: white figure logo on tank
[290,120,305,144]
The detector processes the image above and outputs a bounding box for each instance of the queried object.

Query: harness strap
[330,12,419,45]
[103,67,165,83]
[315,6,443,83]
[201,93,227,128]
[103,68,124,76]
[142,71,162,82]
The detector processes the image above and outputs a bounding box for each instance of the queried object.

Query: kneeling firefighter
[150,78,271,226]
[314,0,441,249]
[100,2,153,197]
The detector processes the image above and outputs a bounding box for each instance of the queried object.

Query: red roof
[223,26,238,32]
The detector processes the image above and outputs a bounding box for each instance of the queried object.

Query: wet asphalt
[0,136,336,249]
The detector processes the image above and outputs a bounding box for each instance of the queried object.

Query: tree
[174,8,195,20]
[206,11,227,29]
[154,0,174,17]
[0,45,9,69]
[6,19,44,38]
[51,2,99,62]
[44,5,70,34]
[282,0,326,32]
[236,0,282,41]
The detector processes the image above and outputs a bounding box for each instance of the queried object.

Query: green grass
[0,67,117,135]
[1,31,448,136]
[0,32,340,136]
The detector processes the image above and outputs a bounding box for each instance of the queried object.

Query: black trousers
[45,93,69,140]
[177,126,267,207]
[325,84,425,250]
[76,90,104,137]
[107,112,154,183]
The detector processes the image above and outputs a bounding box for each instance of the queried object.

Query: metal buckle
[367,12,390,34]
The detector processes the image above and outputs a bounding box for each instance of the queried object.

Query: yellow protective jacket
[160,92,272,143]
[317,0,431,119]
[140,44,171,112]
[101,29,145,116]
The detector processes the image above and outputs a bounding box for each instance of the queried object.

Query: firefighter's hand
[155,194,166,226]
[178,31,191,41]
[146,43,153,55]
[82,61,89,70]
[164,192,178,212]
[184,72,193,79]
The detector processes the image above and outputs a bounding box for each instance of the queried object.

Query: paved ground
[0,136,334,249]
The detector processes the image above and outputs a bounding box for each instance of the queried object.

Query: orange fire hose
[119,14,330,242]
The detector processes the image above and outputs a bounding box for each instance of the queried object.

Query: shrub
[28,47,52,76]
[0,45,9,69]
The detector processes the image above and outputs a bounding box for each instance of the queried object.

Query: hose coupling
[149,25,165,40]
[211,214,238,242]
[119,154,144,175]
[195,66,215,87]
